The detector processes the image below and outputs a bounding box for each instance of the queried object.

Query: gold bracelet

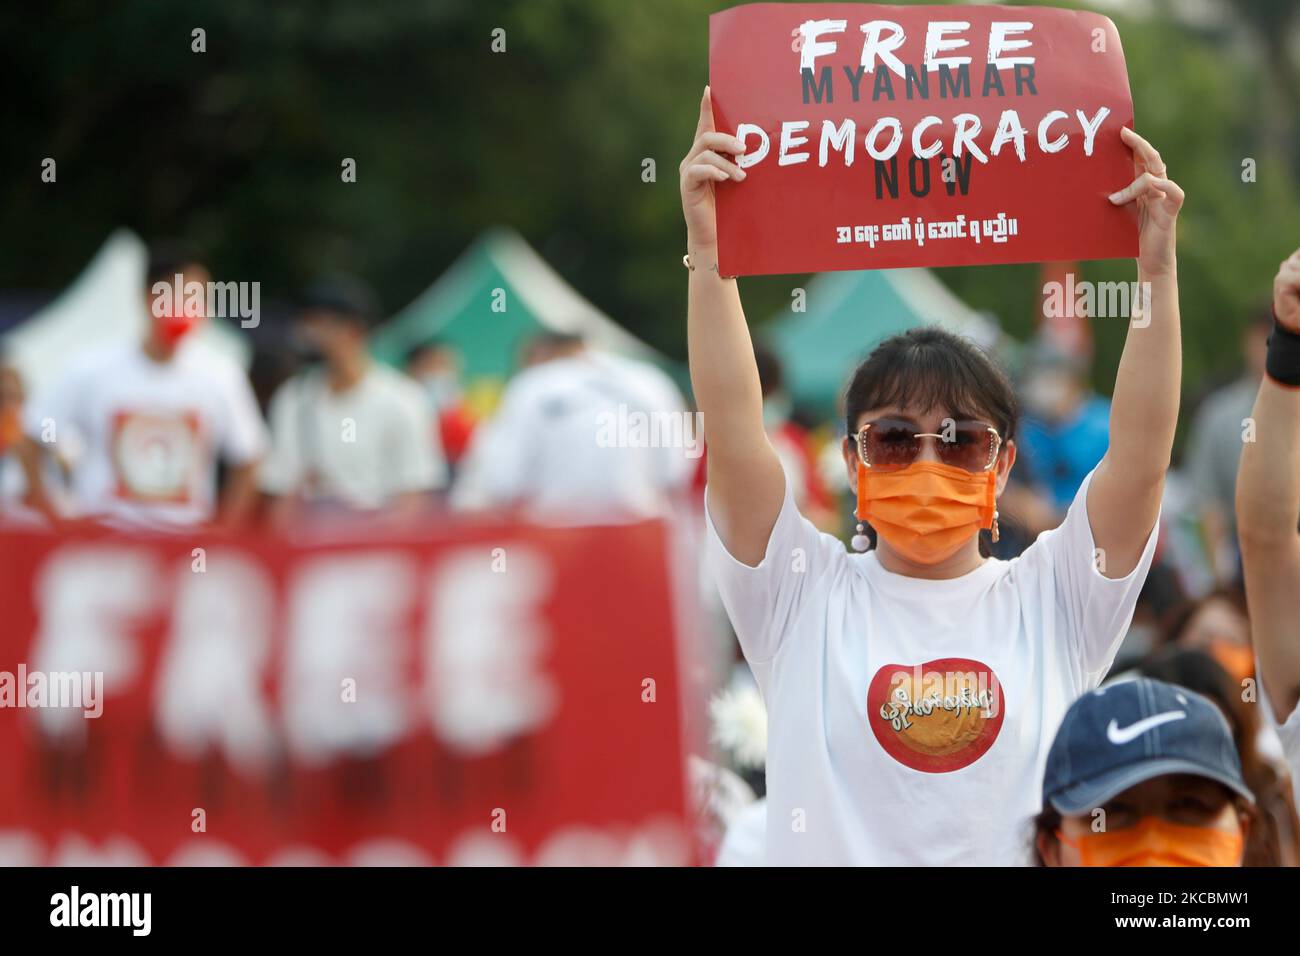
[682,253,736,280]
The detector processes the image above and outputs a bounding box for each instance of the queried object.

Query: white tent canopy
[2,229,251,396]
[485,227,658,359]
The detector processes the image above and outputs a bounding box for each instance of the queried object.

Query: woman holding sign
[682,86,1185,865]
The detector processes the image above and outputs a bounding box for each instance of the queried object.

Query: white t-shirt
[706,466,1158,866]
[22,342,267,528]
[260,363,445,509]
[451,351,693,522]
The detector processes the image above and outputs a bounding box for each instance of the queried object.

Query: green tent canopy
[763,268,999,422]
[371,227,665,388]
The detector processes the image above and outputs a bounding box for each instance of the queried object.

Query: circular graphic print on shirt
[111,409,202,504]
[867,658,1005,773]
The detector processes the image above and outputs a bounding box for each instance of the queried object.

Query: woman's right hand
[679,86,747,251]
[1273,248,1300,334]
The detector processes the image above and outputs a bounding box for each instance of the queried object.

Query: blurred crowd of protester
[2,241,1294,863]
[0,242,696,533]
[0,243,1281,704]
[0,243,1281,671]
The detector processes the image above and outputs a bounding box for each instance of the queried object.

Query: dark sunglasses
[851,417,1002,473]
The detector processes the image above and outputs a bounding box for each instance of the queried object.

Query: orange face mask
[1209,640,1254,685]
[0,407,18,454]
[1057,816,1244,867]
[856,459,996,565]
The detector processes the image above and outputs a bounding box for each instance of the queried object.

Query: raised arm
[1237,249,1300,721]
[681,87,784,565]
[1086,127,1185,578]
[13,435,61,524]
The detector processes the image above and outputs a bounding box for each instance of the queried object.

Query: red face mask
[156,310,202,346]
[1057,816,1244,867]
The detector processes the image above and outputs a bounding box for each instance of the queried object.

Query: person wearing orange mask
[1159,587,1255,685]
[0,363,20,449]
[1153,587,1300,793]
[1237,247,1300,818]
[682,85,1184,864]
[1136,647,1300,866]
[0,360,30,516]
[1036,678,1252,867]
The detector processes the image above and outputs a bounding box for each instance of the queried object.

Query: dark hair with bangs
[843,327,1018,443]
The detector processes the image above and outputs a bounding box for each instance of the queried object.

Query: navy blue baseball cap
[1042,678,1254,816]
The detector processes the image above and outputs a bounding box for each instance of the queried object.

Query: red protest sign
[709,3,1138,275]
[0,521,695,865]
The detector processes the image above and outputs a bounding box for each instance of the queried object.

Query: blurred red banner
[0,521,692,865]
[710,3,1138,275]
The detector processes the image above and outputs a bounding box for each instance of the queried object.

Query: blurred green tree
[1,0,1297,453]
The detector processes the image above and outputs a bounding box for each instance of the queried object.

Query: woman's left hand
[1109,127,1184,277]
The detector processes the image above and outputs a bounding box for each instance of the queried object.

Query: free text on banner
[709,3,1138,275]
[0,521,692,865]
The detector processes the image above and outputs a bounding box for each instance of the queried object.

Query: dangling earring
[851,521,871,552]
[991,509,1000,544]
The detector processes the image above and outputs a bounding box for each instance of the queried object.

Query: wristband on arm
[1265,311,1300,388]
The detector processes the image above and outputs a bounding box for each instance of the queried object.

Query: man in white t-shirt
[260,276,446,521]
[14,245,266,530]
[451,333,694,522]
[1236,248,1300,802]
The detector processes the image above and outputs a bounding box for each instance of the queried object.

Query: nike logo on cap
[1106,710,1185,745]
